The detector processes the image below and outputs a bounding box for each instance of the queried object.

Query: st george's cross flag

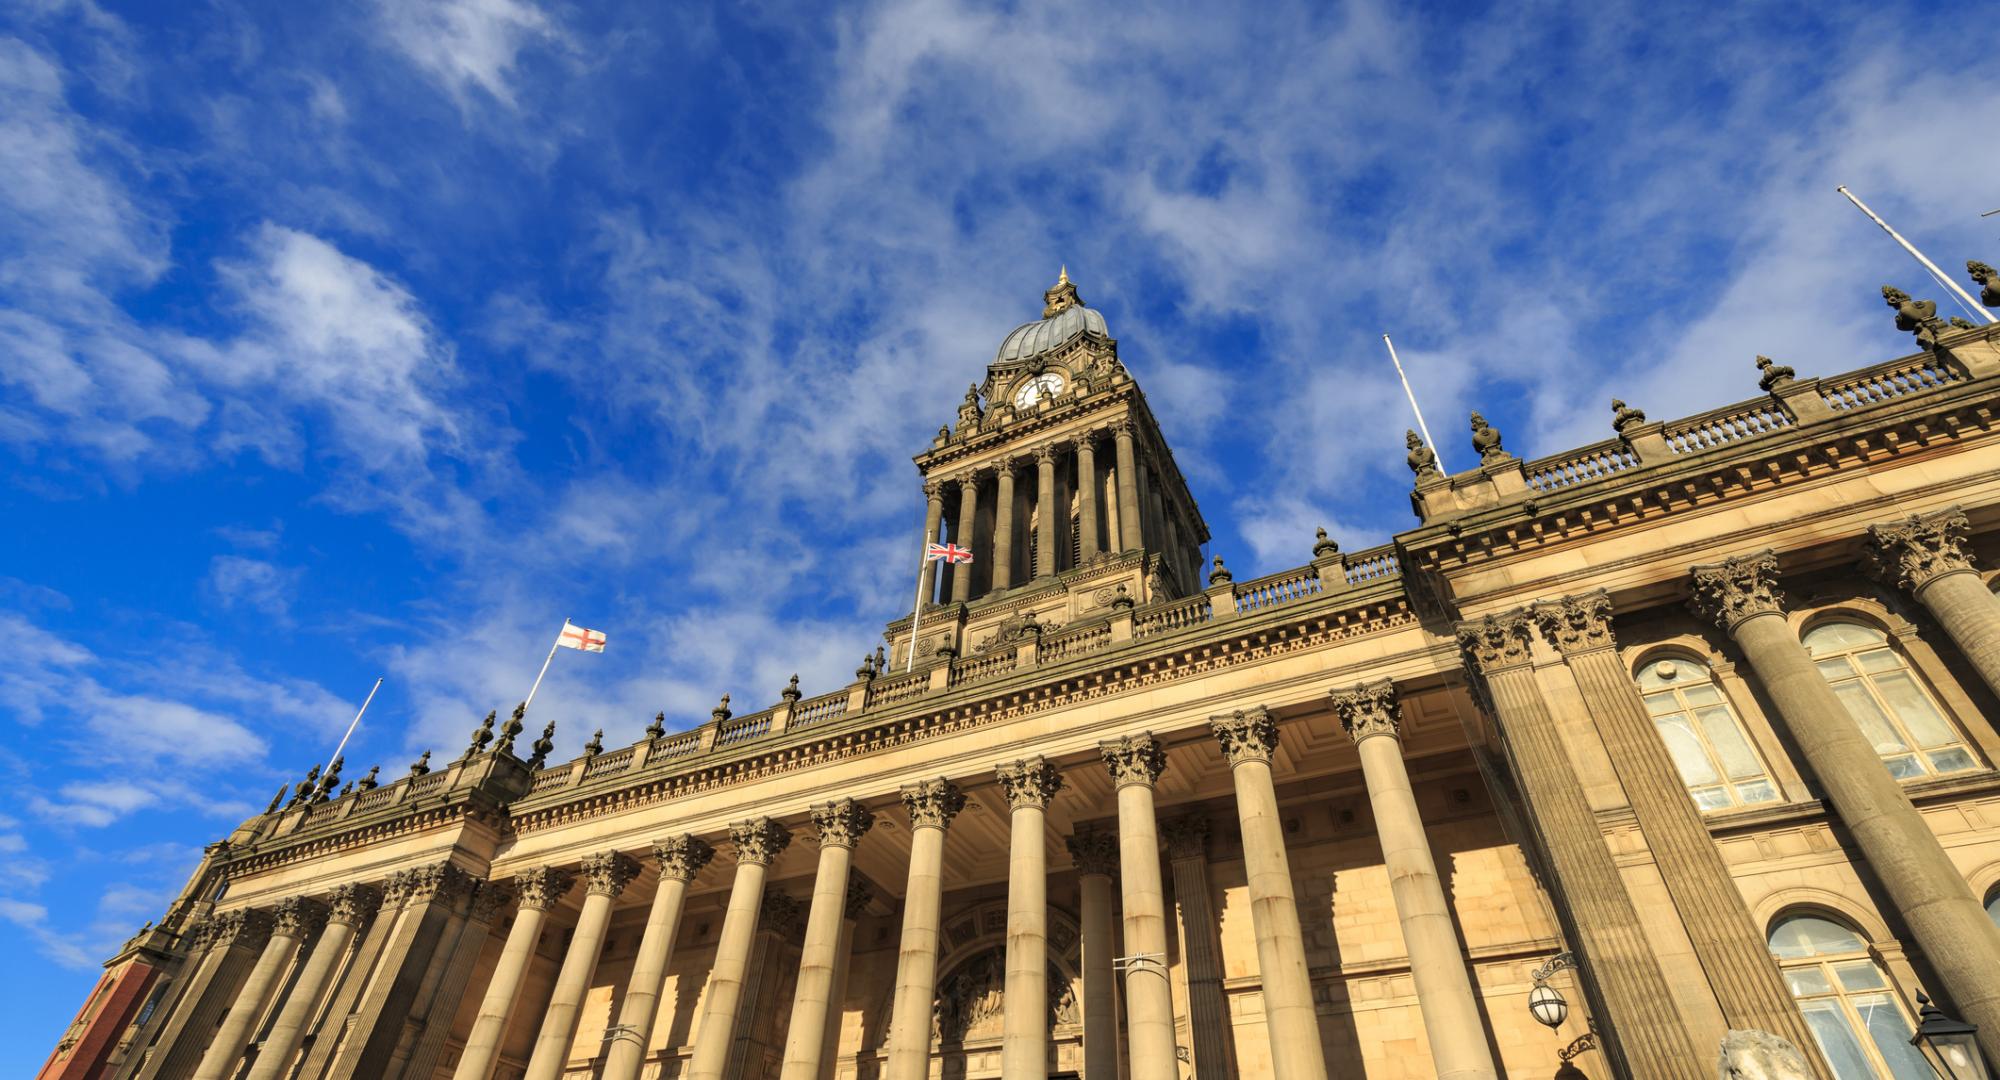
[557,619,607,652]
[926,542,975,564]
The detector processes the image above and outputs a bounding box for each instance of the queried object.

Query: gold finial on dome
[1042,265,1081,318]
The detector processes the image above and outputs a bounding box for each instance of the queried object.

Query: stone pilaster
[996,756,1064,1079]
[132,910,272,1080]
[780,800,875,1080]
[401,881,510,1080]
[449,867,575,1080]
[602,836,715,1080]
[522,851,639,1080]
[920,481,944,604]
[1161,814,1233,1080]
[192,898,324,1080]
[1067,829,1121,1080]
[685,818,792,1080]
[1100,734,1176,1080]
[1865,506,2000,700]
[318,860,478,1079]
[1457,611,1703,1078]
[885,779,965,1080]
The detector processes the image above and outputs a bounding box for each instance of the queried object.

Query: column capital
[514,866,577,912]
[653,834,716,882]
[1864,506,1978,592]
[1100,732,1167,789]
[844,878,873,920]
[729,816,793,866]
[394,861,480,910]
[1110,417,1138,439]
[900,777,966,830]
[581,851,641,898]
[1209,707,1279,767]
[1160,814,1209,860]
[467,882,511,924]
[326,883,382,929]
[760,888,802,937]
[809,798,876,849]
[995,755,1065,811]
[1532,590,1617,656]
[1065,829,1119,877]
[1689,549,1786,630]
[213,907,275,950]
[1330,679,1403,743]
[922,479,944,502]
[1455,609,1536,674]
[272,896,329,940]
[1035,442,1062,464]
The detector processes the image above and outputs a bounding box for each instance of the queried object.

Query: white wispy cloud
[374,0,563,111]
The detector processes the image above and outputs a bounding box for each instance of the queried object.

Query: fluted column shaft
[1330,690,1498,1080]
[1209,711,1329,1080]
[1113,424,1142,551]
[1035,446,1059,578]
[452,868,575,1080]
[1163,817,1232,1080]
[1695,552,2000,1064]
[402,885,511,1080]
[1077,437,1101,561]
[993,465,1017,592]
[191,902,316,1080]
[1101,734,1176,1080]
[133,914,268,1080]
[245,888,379,1080]
[952,478,979,604]
[818,881,869,1080]
[997,758,1064,1079]
[523,853,637,1080]
[885,780,965,1080]
[602,838,714,1080]
[687,818,792,1080]
[1868,508,2000,700]
[920,483,944,604]
[780,800,875,1080]
[1068,833,1121,1080]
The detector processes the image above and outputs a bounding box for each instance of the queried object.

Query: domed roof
[995,268,1109,363]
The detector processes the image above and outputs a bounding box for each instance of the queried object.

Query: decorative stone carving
[1971,259,2000,308]
[1470,411,1508,464]
[1042,266,1081,318]
[712,695,732,723]
[759,889,802,937]
[401,862,480,909]
[955,384,984,435]
[1406,429,1441,482]
[1611,398,1646,434]
[1110,583,1134,609]
[1883,285,1951,352]
[1034,442,1060,464]
[927,949,1078,1043]
[286,766,319,808]
[580,851,640,897]
[1330,680,1402,742]
[513,866,577,912]
[272,896,329,939]
[1161,814,1209,860]
[1863,506,1977,592]
[583,729,603,757]
[781,674,801,703]
[645,711,666,739]
[1689,550,1786,631]
[1207,555,1232,586]
[1099,733,1167,789]
[653,834,715,882]
[526,720,556,769]
[900,778,966,830]
[315,757,343,802]
[1455,610,1535,674]
[407,750,430,777]
[205,908,274,951]
[810,798,875,849]
[1755,355,1796,391]
[326,883,382,929]
[354,765,379,791]
[1313,527,1339,558]
[995,756,1064,811]
[729,816,792,866]
[844,878,873,920]
[495,703,526,755]
[1532,590,1617,655]
[1209,707,1279,767]
[465,711,496,758]
[1717,1028,1813,1080]
[468,883,512,924]
[1065,829,1119,877]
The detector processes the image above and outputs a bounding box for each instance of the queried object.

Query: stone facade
[38,272,2000,1080]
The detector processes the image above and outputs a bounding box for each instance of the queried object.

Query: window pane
[1829,682,1910,755]
[1691,786,1730,811]
[1769,916,1868,958]
[1805,622,1888,655]
[1643,691,1681,717]
[1696,706,1764,780]
[1856,647,1902,674]
[1735,779,1779,804]
[1926,747,1975,773]
[1869,671,1956,748]
[1784,967,1833,995]
[1798,999,1877,1080]
[1817,657,1859,682]
[1882,754,1923,779]
[1655,715,1720,785]
[1852,992,1934,1079]
[1831,960,1885,991]
[1681,683,1724,707]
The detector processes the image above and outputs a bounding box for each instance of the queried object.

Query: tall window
[1768,914,1933,1079]
[1636,656,1780,811]
[1803,621,1977,779]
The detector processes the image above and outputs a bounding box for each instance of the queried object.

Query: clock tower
[889,270,1210,664]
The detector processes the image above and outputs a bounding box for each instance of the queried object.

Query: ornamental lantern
[1529,983,1568,1030]
[1911,993,1990,1080]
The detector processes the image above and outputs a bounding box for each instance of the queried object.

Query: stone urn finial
[1754,355,1795,392]
[1405,429,1440,483]
[1208,555,1233,586]
[1969,259,2000,308]
[1610,398,1646,435]
[1312,527,1339,558]
[1469,411,1507,464]
[408,750,431,777]
[782,674,802,702]
[712,694,732,723]
[645,711,665,740]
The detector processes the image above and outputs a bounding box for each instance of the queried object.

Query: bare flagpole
[522,620,566,715]
[1383,333,1449,472]
[323,676,384,776]
[1837,185,1996,324]
[906,529,932,672]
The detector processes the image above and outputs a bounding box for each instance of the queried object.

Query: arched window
[1635,656,1779,811]
[1768,913,1933,1078]
[1803,621,1976,779]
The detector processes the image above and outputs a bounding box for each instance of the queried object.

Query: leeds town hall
[39,268,2000,1080]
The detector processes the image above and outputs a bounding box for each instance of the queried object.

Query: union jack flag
[926,542,975,564]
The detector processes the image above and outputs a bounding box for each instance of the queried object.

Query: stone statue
[315,756,344,803]
[1951,316,1975,329]
[1883,285,1950,352]
[1611,398,1646,435]
[1469,412,1507,464]
[1716,1029,1812,1080]
[1755,355,1795,392]
[1969,259,2000,308]
[1405,430,1440,483]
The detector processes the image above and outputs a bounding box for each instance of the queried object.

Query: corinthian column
[1036,444,1060,578]
[885,779,966,1080]
[921,481,944,604]
[1209,709,1329,1080]
[1066,830,1121,1080]
[1457,613,1702,1078]
[1692,551,2000,1062]
[819,880,872,1080]
[994,463,1018,592]
[192,897,324,1080]
[522,852,639,1080]
[953,476,980,604]
[451,867,575,1080]
[1866,506,2000,697]
[1329,687,1497,1080]
[244,886,380,1080]
[135,911,272,1080]
[602,836,714,1080]
[1112,421,1142,551]
[1077,434,1102,561]
[780,799,876,1080]
[1161,815,1232,1079]
[1100,734,1176,1080]
[1532,591,1829,1070]
[996,756,1065,1078]
[686,817,793,1080]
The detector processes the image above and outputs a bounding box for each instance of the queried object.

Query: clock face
[1013,373,1065,408]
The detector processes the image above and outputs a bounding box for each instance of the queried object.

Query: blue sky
[3,0,1997,1059]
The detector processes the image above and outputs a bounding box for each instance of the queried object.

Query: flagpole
[1383,334,1448,472]
[523,621,565,714]
[906,530,931,672]
[1837,185,1996,325]
[322,676,383,776]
